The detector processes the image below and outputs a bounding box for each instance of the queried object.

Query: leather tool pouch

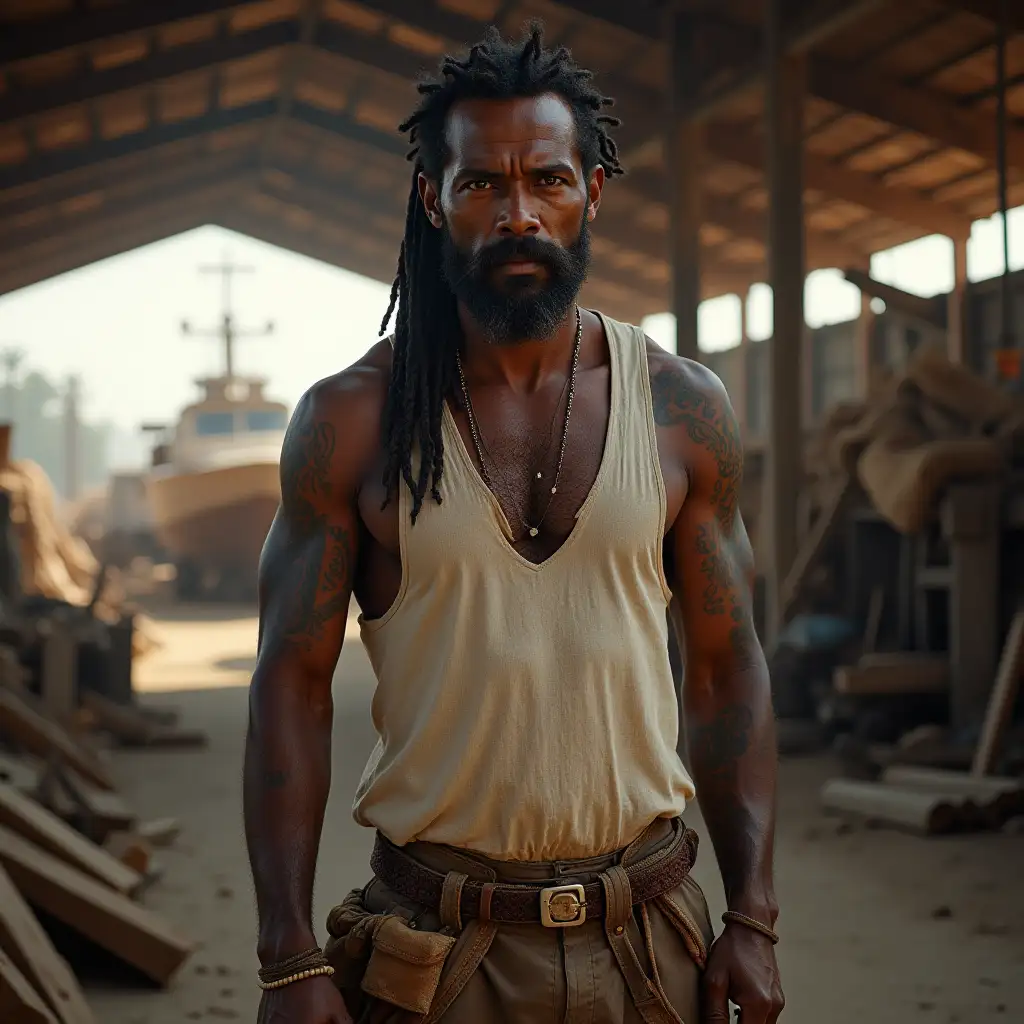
[362,916,456,1014]
[325,888,457,1017]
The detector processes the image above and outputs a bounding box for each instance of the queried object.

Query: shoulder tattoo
[650,365,743,529]
[274,399,354,649]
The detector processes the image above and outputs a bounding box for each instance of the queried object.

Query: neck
[457,303,579,392]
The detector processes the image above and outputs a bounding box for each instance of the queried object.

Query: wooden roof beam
[0,186,233,296]
[624,168,870,269]
[0,20,295,123]
[807,59,1024,172]
[935,1,1024,32]
[0,169,253,266]
[0,0,242,65]
[703,125,973,240]
[552,0,884,51]
[0,99,274,192]
[687,13,1024,171]
[1,149,258,245]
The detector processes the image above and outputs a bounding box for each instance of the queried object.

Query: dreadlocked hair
[378,21,623,523]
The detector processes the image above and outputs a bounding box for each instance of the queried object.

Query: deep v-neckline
[441,311,620,572]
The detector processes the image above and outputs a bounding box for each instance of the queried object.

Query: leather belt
[370,823,698,927]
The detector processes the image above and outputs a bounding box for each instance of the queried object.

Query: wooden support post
[943,482,1001,732]
[667,10,702,362]
[948,235,968,366]
[855,266,876,398]
[764,0,807,642]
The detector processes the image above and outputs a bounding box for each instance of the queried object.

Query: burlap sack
[904,344,1015,430]
[857,428,1002,534]
[826,377,902,475]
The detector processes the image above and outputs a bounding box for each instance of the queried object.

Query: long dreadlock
[379,22,623,523]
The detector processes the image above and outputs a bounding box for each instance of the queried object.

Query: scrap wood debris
[0,446,199,1016]
[0,678,192,1018]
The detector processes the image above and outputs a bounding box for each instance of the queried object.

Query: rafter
[0,170,251,265]
[0,184,233,296]
[0,0,240,65]
[625,168,869,269]
[806,58,1024,172]
[703,125,972,239]
[0,21,295,123]
[688,12,1024,171]
[0,99,275,193]
[935,0,1024,32]
[1,150,258,246]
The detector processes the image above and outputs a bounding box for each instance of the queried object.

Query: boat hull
[146,463,280,593]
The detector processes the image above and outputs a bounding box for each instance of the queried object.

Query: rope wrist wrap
[722,911,779,945]
[257,947,335,991]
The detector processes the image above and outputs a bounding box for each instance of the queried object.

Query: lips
[498,259,544,275]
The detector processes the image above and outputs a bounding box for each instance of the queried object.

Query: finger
[702,972,732,1023]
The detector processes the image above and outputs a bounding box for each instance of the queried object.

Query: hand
[257,974,352,1023]
[702,923,784,1023]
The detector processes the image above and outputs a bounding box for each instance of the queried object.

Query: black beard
[441,218,591,345]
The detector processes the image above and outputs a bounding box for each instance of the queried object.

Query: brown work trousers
[324,819,715,1024]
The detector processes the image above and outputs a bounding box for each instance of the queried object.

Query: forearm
[244,670,333,962]
[685,655,778,921]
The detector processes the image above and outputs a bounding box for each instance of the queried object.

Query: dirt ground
[80,605,1024,1023]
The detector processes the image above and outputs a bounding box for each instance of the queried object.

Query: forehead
[444,93,579,168]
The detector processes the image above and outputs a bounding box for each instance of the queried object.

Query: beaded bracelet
[258,964,335,991]
[722,911,780,945]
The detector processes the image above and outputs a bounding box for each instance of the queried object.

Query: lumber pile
[0,439,201,1013]
[821,770,1024,836]
[0,679,192,1017]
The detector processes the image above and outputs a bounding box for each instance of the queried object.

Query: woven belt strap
[370,825,699,925]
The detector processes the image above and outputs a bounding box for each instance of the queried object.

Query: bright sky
[1,204,1022,470]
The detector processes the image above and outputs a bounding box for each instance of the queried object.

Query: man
[245,24,782,1024]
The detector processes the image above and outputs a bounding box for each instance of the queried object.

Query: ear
[586,165,606,223]
[417,171,444,229]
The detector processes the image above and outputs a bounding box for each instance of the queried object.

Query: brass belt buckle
[539,883,587,928]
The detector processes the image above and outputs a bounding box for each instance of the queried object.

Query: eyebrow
[453,162,579,180]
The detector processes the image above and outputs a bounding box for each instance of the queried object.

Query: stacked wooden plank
[822,612,1024,836]
[0,670,193,1020]
[821,770,1024,836]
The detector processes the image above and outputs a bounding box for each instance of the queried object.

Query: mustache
[467,236,574,276]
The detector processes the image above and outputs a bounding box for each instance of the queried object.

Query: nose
[496,182,541,236]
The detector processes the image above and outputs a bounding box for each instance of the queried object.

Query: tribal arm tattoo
[244,382,360,965]
[655,360,779,927]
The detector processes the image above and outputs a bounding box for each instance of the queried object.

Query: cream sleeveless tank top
[355,313,695,861]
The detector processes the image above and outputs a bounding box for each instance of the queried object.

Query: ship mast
[181,252,274,380]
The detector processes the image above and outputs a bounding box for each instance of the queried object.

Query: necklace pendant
[536,471,542,479]
[529,527,539,538]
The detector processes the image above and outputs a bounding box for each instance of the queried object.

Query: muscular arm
[653,361,778,927]
[244,371,376,964]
